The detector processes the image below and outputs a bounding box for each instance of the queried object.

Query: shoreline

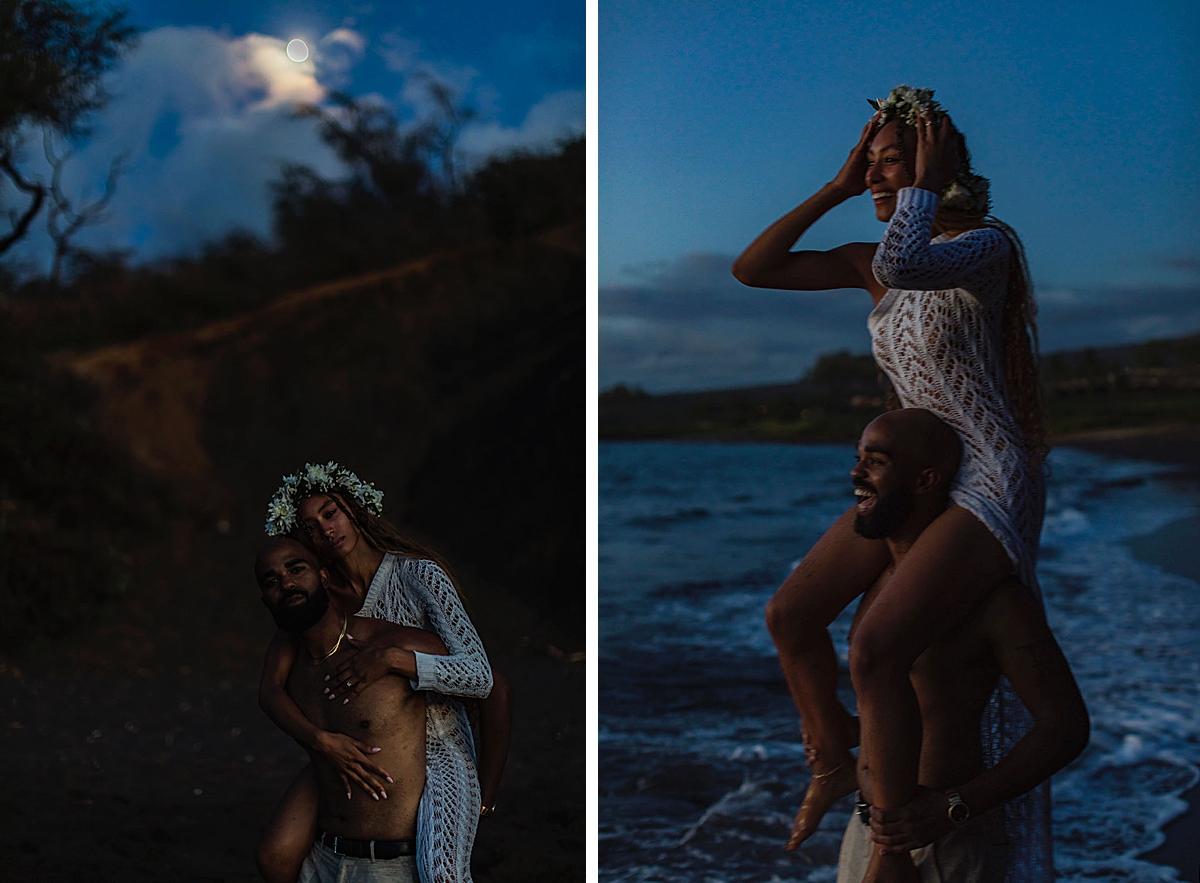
[1063,427,1199,881]
[1125,505,1200,881]
[602,423,1200,462]
[1139,780,1200,883]
[1053,425,1200,482]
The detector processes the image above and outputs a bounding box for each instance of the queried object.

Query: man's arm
[871,584,1089,851]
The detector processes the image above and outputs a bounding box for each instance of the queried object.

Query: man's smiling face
[850,420,916,539]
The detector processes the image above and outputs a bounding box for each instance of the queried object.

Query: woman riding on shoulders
[734,86,1048,883]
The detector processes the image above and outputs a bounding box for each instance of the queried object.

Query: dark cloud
[1038,284,1200,352]
[600,252,873,392]
[601,252,1200,393]
[1158,254,1200,276]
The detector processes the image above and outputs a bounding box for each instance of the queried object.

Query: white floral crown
[264,461,385,536]
[868,85,991,217]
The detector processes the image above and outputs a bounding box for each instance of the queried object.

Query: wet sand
[1060,427,1200,882]
[0,526,583,882]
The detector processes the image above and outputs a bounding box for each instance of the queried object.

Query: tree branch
[44,132,125,283]
[0,149,46,256]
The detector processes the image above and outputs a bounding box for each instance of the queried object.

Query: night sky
[600,0,1199,391]
[8,0,583,270]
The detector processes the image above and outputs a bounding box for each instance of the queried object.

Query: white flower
[263,461,385,535]
[873,84,946,127]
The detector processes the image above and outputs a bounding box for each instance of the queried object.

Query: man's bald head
[862,409,962,492]
[851,409,963,540]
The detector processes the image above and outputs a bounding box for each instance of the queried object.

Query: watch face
[949,802,970,823]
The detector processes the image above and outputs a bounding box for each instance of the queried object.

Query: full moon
[286,39,309,63]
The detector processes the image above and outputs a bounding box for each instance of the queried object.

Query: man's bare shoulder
[348,616,447,655]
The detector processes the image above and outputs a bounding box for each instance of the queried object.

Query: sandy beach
[0,525,583,882]
[1060,427,1200,882]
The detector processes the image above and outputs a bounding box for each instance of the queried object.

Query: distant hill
[600,335,1200,443]
[600,350,887,442]
[1,221,583,652]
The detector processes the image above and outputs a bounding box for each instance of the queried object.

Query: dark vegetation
[5,93,584,352]
[1040,336,1200,434]
[2,83,585,649]
[0,319,175,650]
[0,0,135,268]
[600,336,1200,443]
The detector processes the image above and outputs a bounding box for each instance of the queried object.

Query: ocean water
[599,441,1200,883]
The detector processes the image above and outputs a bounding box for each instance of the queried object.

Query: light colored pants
[298,841,417,883]
[836,809,1009,883]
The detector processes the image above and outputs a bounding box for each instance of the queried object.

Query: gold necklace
[311,613,348,664]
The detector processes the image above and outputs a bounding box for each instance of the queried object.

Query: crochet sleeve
[408,559,493,698]
[873,187,1010,293]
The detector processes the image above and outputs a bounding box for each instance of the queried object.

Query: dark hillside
[59,223,584,639]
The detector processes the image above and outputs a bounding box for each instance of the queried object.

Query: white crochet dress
[869,187,1051,883]
[360,555,493,883]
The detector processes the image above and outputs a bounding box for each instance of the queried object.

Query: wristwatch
[945,790,970,826]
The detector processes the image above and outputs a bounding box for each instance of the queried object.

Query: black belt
[317,830,416,860]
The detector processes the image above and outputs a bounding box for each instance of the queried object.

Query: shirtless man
[835,409,1090,883]
[255,538,447,883]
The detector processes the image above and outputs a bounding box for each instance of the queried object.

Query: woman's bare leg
[256,764,319,883]
[850,505,1013,883]
[765,505,890,847]
[478,667,513,811]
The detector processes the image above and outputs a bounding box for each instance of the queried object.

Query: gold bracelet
[480,804,497,818]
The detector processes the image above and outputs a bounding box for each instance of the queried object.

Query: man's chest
[287,664,406,737]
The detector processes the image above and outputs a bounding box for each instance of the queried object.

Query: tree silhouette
[0,0,135,259]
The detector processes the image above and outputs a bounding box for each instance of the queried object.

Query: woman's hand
[912,115,963,196]
[313,729,394,800]
[829,114,880,198]
[324,634,415,705]
[868,787,955,853]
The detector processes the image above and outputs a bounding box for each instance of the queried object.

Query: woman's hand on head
[830,114,880,199]
[313,730,394,800]
[912,115,964,196]
[323,634,414,704]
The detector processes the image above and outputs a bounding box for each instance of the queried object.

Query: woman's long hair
[290,490,471,611]
[893,121,1049,466]
[981,218,1049,467]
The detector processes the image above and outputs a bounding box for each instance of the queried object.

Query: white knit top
[361,555,493,883]
[870,187,1051,883]
[870,186,1045,594]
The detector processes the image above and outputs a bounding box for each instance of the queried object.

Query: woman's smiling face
[865,120,916,221]
[297,493,361,559]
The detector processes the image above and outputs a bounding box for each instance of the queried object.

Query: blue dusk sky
[8,0,583,271]
[600,0,1199,392]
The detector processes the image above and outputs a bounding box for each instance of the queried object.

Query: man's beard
[271,583,330,633]
[853,484,915,540]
